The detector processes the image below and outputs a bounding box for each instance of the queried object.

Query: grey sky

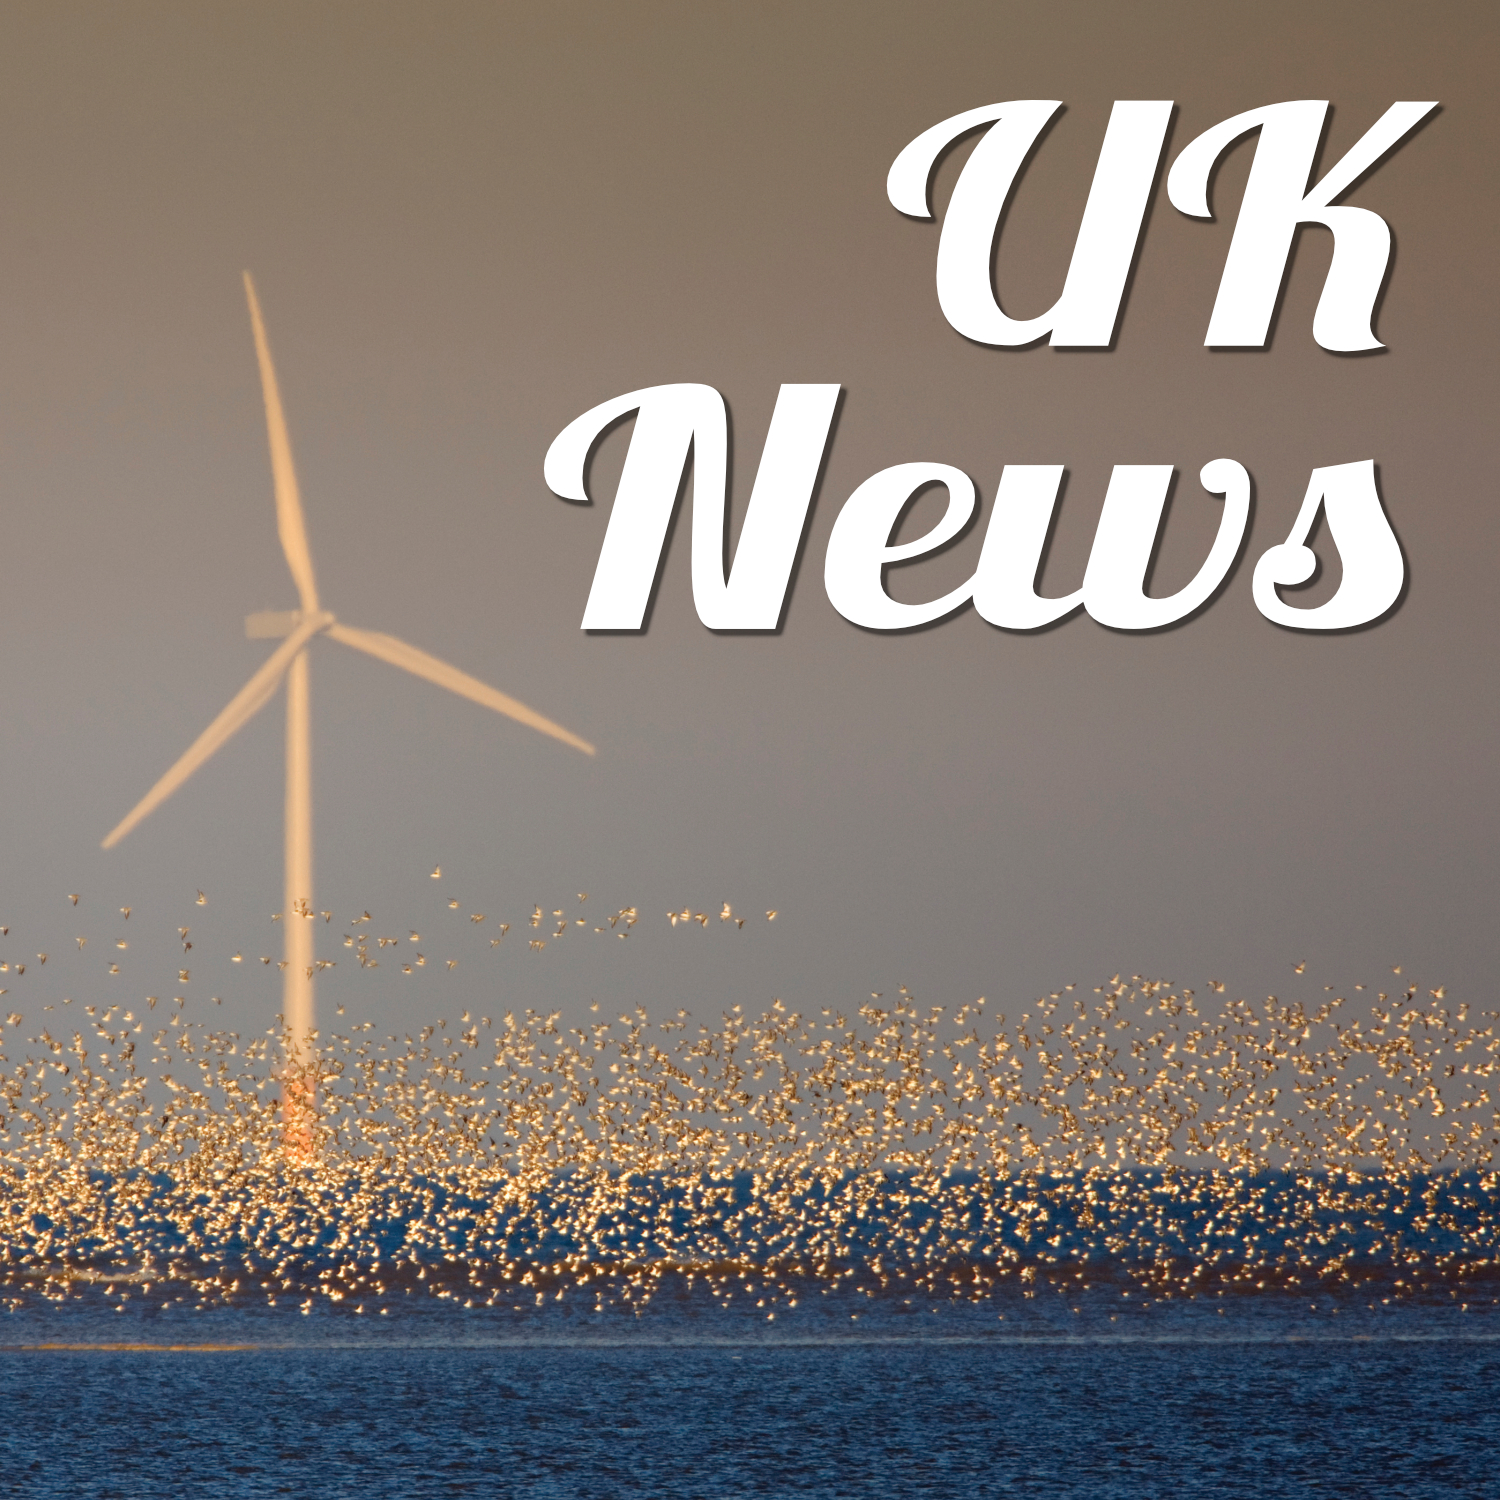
[0,1,1493,1041]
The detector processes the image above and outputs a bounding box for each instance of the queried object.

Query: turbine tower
[103,274,595,1077]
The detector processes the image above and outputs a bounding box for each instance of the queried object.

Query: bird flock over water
[0,893,1496,1319]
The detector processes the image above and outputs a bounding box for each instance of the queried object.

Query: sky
[0,0,1493,1044]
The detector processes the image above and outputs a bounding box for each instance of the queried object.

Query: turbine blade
[327,623,596,756]
[102,614,333,849]
[243,272,320,615]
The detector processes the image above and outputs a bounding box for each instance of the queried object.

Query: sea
[3,1283,1497,1499]
[5,973,1498,1495]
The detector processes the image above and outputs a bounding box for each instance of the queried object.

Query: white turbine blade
[326,622,596,756]
[102,614,332,849]
[243,272,320,615]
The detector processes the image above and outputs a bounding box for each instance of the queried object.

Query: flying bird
[101,274,596,1061]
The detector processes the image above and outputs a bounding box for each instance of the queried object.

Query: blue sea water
[8,972,1499,1492]
[4,1288,1498,1498]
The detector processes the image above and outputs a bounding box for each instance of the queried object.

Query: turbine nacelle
[246,609,306,639]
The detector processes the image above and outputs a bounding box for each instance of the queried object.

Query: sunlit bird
[101,274,596,1062]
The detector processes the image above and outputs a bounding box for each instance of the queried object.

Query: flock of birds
[4,884,776,1000]
[0,891,1496,1320]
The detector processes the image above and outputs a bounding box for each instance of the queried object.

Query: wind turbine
[103,273,595,1079]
